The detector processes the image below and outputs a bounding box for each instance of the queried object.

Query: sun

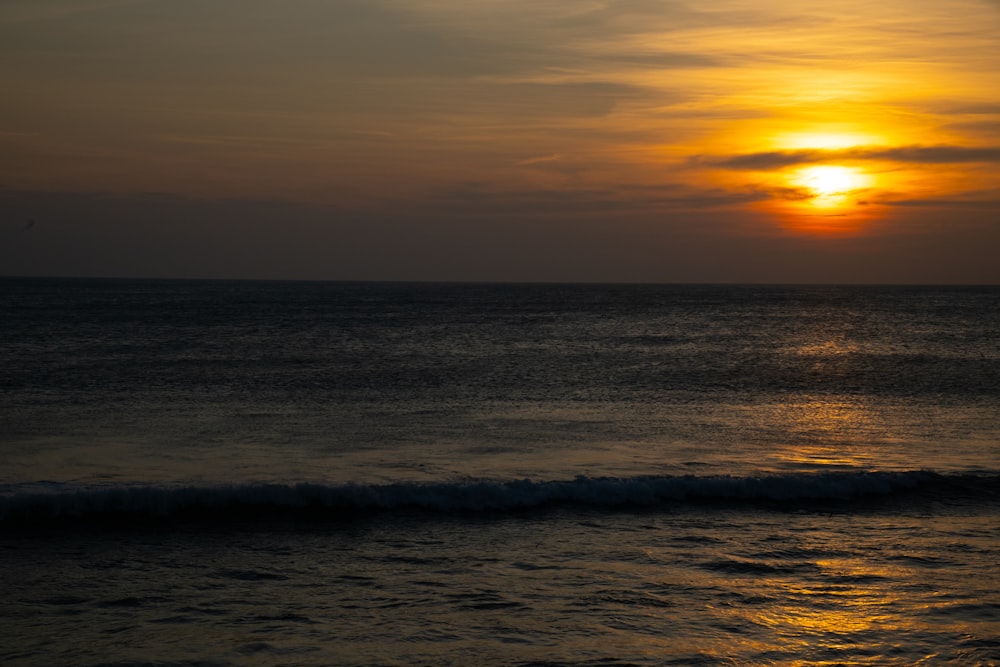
[770,162,876,234]
[800,166,856,196]
[698,124,888,233]
[793,165,867,208]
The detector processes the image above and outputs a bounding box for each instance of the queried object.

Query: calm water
[1,279,999,665]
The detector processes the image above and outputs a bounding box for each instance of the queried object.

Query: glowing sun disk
[797,165,862,199]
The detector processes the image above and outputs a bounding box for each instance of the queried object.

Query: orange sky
[2,0,1000,282]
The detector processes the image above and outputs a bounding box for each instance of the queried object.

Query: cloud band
[696,145,1000,170]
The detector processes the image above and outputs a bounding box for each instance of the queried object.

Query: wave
[1,471,997,527]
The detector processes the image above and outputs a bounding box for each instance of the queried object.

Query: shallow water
[4,503,999,666]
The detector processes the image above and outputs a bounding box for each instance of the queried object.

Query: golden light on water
[767,399,887,471]
[748,565,907,660]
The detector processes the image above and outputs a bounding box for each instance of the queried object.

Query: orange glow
[794,166,867,206]
[770,163,878,234]
[723,130,890,234]
[766,398,890,471]
[684,73,981,235]
[752,154,879,235]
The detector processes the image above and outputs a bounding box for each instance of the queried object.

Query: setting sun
[796,165,866,203]
[771,162,877,234]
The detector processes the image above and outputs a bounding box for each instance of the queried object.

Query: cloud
[875,187,1000,209]
[597,51,724,69]
[695,145,1000,170]
[0,0,145,25]
[943,121,1000,138]
[940,103,1000,115]
[453,81,643,119]
[515,154,562,166]
[862,146,1000,163]
[417,182,771,217]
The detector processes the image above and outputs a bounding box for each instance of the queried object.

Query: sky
[2,0,1000,283]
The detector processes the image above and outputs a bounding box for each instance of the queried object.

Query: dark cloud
[693,150,832,170]
[941,104,1000,115]
[942,120,1000,137]
[875,188,1000,208]
[695,145,1000,170]
[864,146,1000,163]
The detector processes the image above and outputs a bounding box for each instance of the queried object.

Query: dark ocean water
[1,278,998,665]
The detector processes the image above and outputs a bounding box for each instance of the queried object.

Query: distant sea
[2,278,998,666]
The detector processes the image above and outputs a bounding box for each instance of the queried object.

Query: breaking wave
[2,471,997,527]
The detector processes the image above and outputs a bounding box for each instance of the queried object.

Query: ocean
[1,278,998,666]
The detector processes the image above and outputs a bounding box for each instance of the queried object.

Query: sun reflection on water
[758,399,892,472]
[630,507,1000,665]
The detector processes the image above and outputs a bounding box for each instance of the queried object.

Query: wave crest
[3,471,995,527]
